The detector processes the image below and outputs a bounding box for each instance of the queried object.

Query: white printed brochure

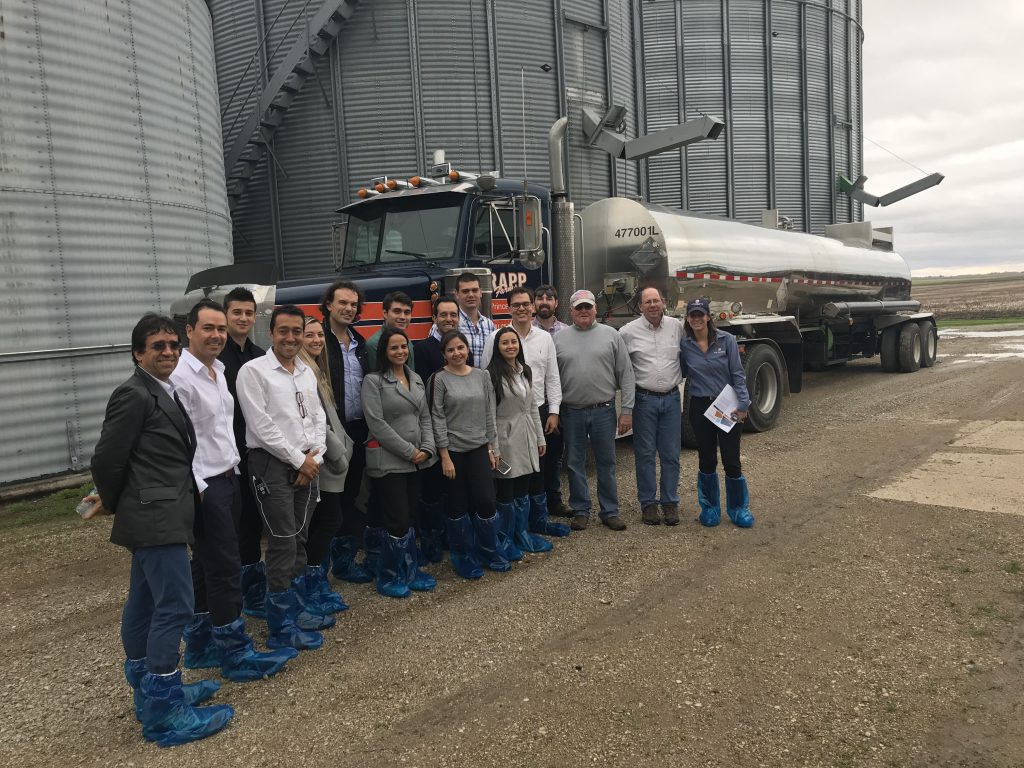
[703,384,741,432]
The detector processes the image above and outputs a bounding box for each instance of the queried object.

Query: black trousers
[237,454,264,566]
[191,474,243,626]
[688,395,743,478]
[445,445,496,519]
[540,402,564,503]
[338,418,368,536]
[370,472,421,537]
[495,471,543,503]
[305,490,342,566]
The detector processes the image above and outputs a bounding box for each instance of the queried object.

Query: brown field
[912,272,1024,320]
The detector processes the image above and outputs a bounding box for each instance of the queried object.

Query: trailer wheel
[742,344,784,433]
[898,322,922,373]
[918,320,938,368]
[880,326,900,372]
[680,379,698,449]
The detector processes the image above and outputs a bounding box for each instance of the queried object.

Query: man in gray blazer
[88,313,233,747]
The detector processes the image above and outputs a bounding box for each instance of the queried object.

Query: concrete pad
[869,420,1024,515]
[950,420,1024,451]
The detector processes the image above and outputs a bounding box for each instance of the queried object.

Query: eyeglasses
[148,340,181,353]
[509,301,533,309]
[572,303,594,311]
[295,391,307,419]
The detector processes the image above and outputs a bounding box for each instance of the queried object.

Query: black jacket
[91,368,198,549]
[219,336,265,455]
[414,334,474,384]
[322,323,369,424]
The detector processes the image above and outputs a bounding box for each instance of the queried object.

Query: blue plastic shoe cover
[443,515,484,580]
[530,493,571,537]
[124,659,220,721]
[724,474,755,528]
[697,471,721,527]
[211,618,297,682]
[240,561,267,619]
[472,513,512,572]
[304,565,348,614]
[288,576,337,629]
[496,501,523,562]
[401,528,437,592]
[138,669,234,748]
[328,535,374,583]
[264,591,323,651]
[183,614,220,669]
[376,532,412,598]
[513,496,553,553]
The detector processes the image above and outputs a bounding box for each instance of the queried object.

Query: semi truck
[175,118,937,440]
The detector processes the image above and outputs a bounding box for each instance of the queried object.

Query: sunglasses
[148,340,181,353]
[535,291,556,299]
[295,391,307,419]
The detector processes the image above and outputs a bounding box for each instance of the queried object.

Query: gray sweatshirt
[430,367,498,453]
[554,323,636,414]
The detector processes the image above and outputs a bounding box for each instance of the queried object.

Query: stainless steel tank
[578,198,910,323]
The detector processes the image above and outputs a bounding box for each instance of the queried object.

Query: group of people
[85,272,755,747]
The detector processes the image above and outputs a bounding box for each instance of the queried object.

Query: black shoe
[661,504,681,526]
[570,515,589,531]
[551,500,575,518]
[601,515,627,532]
[641,505,661,526]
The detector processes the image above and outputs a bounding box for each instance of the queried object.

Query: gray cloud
[862,1,1024,275]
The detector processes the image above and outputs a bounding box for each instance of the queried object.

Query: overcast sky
[862,1,1024,275]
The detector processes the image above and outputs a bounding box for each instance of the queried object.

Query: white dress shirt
[170,349,240,494]
[236,349,327,469]
[481,324,562,414]
[619,314,684,393]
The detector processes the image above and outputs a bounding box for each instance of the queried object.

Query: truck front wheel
[742,344,784,433]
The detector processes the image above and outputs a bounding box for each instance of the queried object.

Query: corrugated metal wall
[0,0,231,484]
[218,0,862,271]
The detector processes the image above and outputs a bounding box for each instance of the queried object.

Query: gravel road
[2,326,1023,767]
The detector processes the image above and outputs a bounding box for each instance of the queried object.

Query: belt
[204,468,236,481]
[636,386,677,397]
[563,401,613,410]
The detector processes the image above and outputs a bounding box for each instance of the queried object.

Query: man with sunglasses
[532,284,569,336]
[554,290,635,532]
[88,313,234,746]
[236,304,330,651]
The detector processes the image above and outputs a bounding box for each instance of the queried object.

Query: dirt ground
[2,324,1023,767]
[912,274,1024,320]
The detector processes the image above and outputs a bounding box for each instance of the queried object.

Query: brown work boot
[661,504,681,526]
[642,504,661,526]
[570,515,589,531]
[601,515,627,532]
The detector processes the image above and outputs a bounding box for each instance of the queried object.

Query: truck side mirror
[514,196,543,268]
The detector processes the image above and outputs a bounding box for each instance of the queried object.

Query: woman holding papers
[678,298,755,528]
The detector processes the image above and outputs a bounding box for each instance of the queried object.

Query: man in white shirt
[171,299,296,681]
[619,286,684,526]
[456,272,496,367]
[237,305,330,652]
[481,286,571,537]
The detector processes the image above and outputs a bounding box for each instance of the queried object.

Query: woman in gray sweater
[486,327,551,557]
[361,328,437,598]
[430,330,510,578]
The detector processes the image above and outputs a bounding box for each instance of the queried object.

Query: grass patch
[0,483,92,531]
[968,625,990,638]
[1004,561,1023,575]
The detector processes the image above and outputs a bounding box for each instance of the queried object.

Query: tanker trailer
[571,197,937,437]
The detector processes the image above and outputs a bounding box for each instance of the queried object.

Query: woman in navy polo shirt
[678,298,755,528]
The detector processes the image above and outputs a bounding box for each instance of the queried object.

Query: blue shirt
[459,308,496,368]
[679,329,751,410]
[339,335,364,421]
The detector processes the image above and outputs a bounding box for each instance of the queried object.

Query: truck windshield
[343,201,461,268]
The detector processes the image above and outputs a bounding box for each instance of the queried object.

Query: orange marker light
[386,179,398,190]
[449,171,460,182]
[357,188,368,198]
[409,176,422,187]
[374,183,386,193]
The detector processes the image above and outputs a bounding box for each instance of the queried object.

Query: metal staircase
[222,0,366,211]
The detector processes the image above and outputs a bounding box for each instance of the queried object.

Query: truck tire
[880,326,900,372]
[742,344,784,433]
[898,322,922,373]
[680,379,698,449]
[918,320,938,368]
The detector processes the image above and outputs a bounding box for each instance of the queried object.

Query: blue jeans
[632,390,681,507]
[562,404,619,518]
[121,544,194,674]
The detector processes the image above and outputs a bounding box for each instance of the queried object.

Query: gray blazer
[361,366,436,478]
[91,368,198,549]
[318,394,354,493]
[494,371,545,479]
